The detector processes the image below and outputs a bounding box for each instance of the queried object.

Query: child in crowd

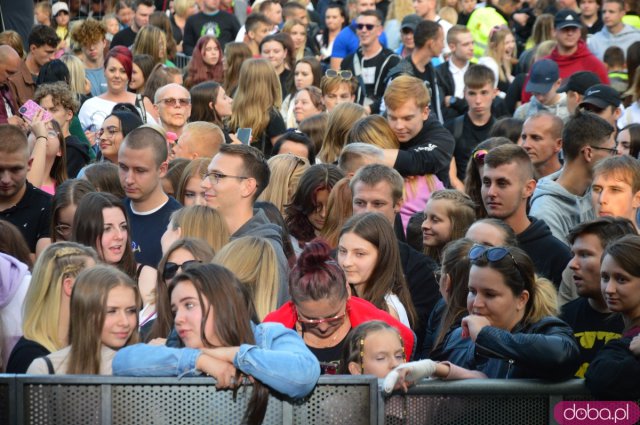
[514,59,569,121]
[34,1,52,27]
[103,14,121,42]
[27,265,140,374]
[338,321,406,377]
[421,190,475,264]
[51,2,70,50]
[603,46,628,95]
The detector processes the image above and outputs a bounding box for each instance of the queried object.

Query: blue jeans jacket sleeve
[235,323,320,399]
[112,344,201,377]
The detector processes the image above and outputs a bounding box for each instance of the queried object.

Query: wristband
[36,136,48,142]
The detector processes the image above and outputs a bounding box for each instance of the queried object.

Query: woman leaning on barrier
[585,235,640,400]
[384,245,580,392]
[112,263,320,425]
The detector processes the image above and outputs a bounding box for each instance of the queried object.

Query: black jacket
[461,316,580,380]
[585,327,640,400]
[393,113,454,187]
[398,240,441,353]
[517,217,571,288]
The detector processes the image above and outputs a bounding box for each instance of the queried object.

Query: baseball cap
[401,14,422,32]
[52,2,70,16]
[526,59,560,94]
[557,71,601,94]
[555,10,582,29]
[579,84,621,109]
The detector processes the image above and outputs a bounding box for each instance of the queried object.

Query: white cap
[52,2,70,16]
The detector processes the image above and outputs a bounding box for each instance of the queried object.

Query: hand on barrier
[383,359,438,394]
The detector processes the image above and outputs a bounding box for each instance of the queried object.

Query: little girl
[421,190,475,264]
[27,265,140,374]
[338,321,405,378]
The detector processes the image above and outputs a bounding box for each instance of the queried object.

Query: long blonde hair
[318,102,366,163]
[282,19,307,60]
[60,54,87,98]
[387,0,415,21]
[132,25,167,66]
[258,154,310,215]
[168,206,230,253]
[22,242,98,352]
[213,237,280,320]
[318,177,353,248]
[229,58,283,139]
[485,26,516,83]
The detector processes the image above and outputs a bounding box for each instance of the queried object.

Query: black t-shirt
[110,27,137,48]
[65,135,91,179]
[251,108,286,158]
[307,337,346,373]
[6,336,50,373]
[446,114,495,181]
[559,297,624,378]
[0,182,52,253]
[183,11,241,55]
[279,68,292,100]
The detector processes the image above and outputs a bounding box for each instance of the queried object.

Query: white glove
[383,359,438,394]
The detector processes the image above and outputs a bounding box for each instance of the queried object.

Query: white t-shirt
[78,96,157,131]
[385,293,411,329]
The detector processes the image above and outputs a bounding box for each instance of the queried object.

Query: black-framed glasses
[356,23,378,31]
[469,244,528,284]
[325,69,353,79]
[589,145,618,156]
[157,97,191,107]
[204,171,249,184]
[163,260,201,281]
[203,171,249,185]
[55,224,72,238]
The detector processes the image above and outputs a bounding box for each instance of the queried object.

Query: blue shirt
[331,20,388,59]
[113,322,320,399]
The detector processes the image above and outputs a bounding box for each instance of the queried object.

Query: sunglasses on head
[472,149,489,166]
[325,69,353,79]
[469,244,528,284]
[163,260,201,281]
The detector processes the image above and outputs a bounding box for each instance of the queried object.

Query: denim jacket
[113,322,320,398]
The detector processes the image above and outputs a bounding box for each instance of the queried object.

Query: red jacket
[521,40,609,103]
[263,296,416,360]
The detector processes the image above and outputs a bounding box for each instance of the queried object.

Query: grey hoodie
[529,169,596,244]
[232,208,290,306]
[588,24,640,61]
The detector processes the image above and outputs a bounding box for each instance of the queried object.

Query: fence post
[101,383,111,425]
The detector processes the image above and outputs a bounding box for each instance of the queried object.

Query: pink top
[399,175,445,233]
[40,184,55,195]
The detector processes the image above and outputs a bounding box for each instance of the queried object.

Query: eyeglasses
[157,97,191,107]
[589,145,618,156]
[98,126,121,138]
[55,224,72,238]
[468,244,528,284]
[203,171,249,185]
[296,307,347,327]
[163,260,201,281]
[433,268,443,282]
[325,69,353,80]
[472,149,489,166]
[356,23,378,31]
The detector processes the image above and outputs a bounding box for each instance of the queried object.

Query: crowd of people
[0,0,639,417]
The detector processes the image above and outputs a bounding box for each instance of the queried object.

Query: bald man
[154,83,192,137]
[172,121,225,160]
[0,46,25,127]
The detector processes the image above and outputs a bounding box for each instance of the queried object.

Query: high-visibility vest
[622,14,640,30]
[467,7,508,58]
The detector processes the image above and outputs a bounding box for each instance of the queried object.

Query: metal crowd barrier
[0,375,605,425]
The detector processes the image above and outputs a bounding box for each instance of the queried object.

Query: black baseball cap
[401,14,422,32]
[555,10,582,29]
[579,84,621,109]
[557,71,601,94]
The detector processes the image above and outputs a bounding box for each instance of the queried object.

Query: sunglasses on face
[296,308,347,327]
[163,260,201,281]
[158,97,191,107]
[356,23,378,31]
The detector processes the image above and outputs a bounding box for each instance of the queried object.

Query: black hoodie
[516,216,571,288]
[65,135,91,178]
[394,113,454,187]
